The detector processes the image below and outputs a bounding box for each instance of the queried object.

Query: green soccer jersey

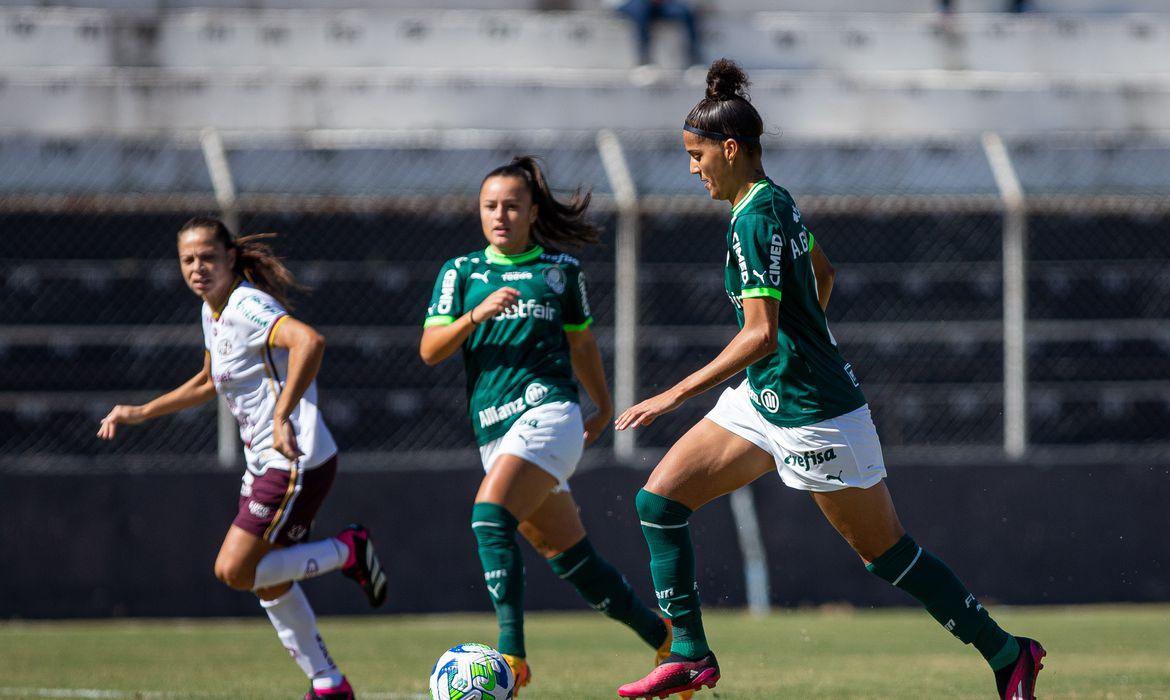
[424,245,592,445]
[725,178,866,427]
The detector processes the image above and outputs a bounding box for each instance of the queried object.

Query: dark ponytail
[482,156,601,251]
[177,216,307,309]
[684,58,764,153]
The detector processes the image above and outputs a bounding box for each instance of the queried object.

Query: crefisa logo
[784,448,838,470]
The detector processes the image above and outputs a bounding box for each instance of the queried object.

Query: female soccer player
[420,157,678,697]
[614,60,1046,700]
[97,217,387,700]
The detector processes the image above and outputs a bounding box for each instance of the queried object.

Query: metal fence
[1,130,1167,472]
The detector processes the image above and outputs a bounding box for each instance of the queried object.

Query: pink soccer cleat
[337,523,388,607]
[618,652,720,699]
[306,676,354,700]
[995,637,1046,700]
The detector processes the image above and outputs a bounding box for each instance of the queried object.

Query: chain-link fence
[2,132,1167,472]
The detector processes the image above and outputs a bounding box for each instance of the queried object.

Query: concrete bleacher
[2,0,1170,11]
[4,66,1170,135]
[3,6,1170,134]
[6,8,1170,73]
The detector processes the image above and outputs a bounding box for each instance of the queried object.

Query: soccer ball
[429,643,514,700]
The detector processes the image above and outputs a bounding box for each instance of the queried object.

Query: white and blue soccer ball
[429,643,514,700]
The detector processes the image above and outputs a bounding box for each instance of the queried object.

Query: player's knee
[254,582,292,601]
[470,501,518,547]
[214,561,256,591]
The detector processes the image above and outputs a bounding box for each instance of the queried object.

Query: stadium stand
[1,1,1167,470]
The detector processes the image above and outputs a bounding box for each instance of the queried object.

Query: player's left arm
[566,327,613,446]
[810,238,835,312]
[269,316,325,461]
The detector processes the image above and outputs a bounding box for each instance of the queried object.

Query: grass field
[1,605,1168,699]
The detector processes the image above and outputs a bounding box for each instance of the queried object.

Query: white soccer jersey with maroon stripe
[201,280,337,474]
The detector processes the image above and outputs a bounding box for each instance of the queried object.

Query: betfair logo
[493,299,557,322]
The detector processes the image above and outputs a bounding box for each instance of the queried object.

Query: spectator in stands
[940,0,1028,12]
[605,0,703,68]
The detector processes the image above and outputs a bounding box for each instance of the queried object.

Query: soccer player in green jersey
[615,60,1046,700]
[420,157,679,697]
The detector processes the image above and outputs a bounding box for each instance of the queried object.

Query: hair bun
[705,58,750,102]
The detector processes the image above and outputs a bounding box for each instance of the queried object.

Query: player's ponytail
[177,216,307,309]
[483,156,601,251]
[684,58,764,153]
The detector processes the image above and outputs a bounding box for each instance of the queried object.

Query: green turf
[1,605,1168,699]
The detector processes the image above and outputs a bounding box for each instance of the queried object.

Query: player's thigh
[811,480,906,563]
[214,524,276,588]
[475,453,559,523]
[645,418,775,510]
[517,491,587,559]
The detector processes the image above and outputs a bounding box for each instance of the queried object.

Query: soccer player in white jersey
[98,217,387,700]
[615,60,1045,699]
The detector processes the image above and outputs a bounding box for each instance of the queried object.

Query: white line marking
[556,555,592,580]
[639,520,688,530]
[892,546,924,587]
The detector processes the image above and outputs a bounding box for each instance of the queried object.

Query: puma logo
[470,271,490,283]
[751,270,767,283]
[825,470,845,483]
[487,582,503,599]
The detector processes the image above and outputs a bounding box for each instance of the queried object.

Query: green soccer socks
[635,489,710,660]
[548,537,668,650]
[471,502,527,658]
[868,534,1019,670]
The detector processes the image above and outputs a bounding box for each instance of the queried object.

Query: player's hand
[614,390,685,431]
[470,287,521,325]
[96,405,145,440]
[583,407,613,447]
[272,416,303,463]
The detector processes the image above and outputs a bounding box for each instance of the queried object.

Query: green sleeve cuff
[563,317,594,332]
[423,315,455,327]
[741,287,782,301]
[808,232,815,249]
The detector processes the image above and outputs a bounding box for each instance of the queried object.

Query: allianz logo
[783,448,838,470]
[478,382,549,429]
[493,298,557,322]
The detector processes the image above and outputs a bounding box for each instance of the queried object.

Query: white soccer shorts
[479,401,584,492]
[705,380,888,492]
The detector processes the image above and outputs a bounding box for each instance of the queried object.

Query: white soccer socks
[260,582,345,688]
[252,538,347,590]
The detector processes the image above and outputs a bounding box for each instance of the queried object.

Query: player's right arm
[418,259,520,365]
[96,352,217,440]
[419,287,520,365]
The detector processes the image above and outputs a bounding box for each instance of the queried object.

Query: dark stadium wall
[1,463,1167,619]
